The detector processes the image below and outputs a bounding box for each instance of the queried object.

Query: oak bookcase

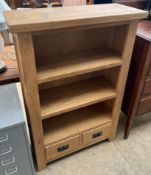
[4,4,147,170]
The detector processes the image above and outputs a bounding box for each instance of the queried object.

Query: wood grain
[45,135,81,161]
[33,26,114,58]
[142,78,151,96]
[14,33,46,170]
[0,46,19,84]
[4,4,148,33]
[43,102,112,145]
[83,123,111,146]
[37,48,122,84]
[8,4,146,169]
[109,22,138,140]
[122,21,151,139]
[40,76,116,119]
[137,95,151,115]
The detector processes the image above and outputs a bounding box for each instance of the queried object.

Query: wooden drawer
[45,135,81,161]
[142,79,151,96]
[137,95,151,115]
[83,123,111,146]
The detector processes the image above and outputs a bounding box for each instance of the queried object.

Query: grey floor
[37,112,151,175]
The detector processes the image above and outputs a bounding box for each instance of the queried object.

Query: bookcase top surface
[4,3,148,33]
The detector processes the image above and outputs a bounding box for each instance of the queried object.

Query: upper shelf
[4,4,148,33]
[37,48,122,85]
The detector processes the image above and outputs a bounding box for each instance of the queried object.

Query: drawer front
[83,123,111,146]
[0,133,9,144]
[45,135,81,161]
[147,64,151,77]
[0,149,33,175]
[0,127,26,153]
[137,96,151,115]
[142,79,151,96]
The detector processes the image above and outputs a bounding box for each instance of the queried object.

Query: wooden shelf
[40,76,116,119]
[37,48,122,84]
[43,103,112,145]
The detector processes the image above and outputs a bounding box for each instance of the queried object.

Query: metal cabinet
[0,83,35,175]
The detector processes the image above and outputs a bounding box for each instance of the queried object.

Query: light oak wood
[13,33,46,170]
[110,24,128,53]
[4,4,147,33]
[38,69,115,90]
[44,103,112,162]
[40,76,116,119]
[45,122,112,161]
[5,4,147,170]
[45,135,81,161]
[33,27,114,58]
[37,48,122,84]
[83,123,112,146]
[43,103,112,145]
[32,21,131,37]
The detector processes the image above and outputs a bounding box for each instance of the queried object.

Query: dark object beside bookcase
[94,1,147,10]
[94,0,112,4]
[113,0,147,9]
[122,21,151,139]
[146,0,151,20]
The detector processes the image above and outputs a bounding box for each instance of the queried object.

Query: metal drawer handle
[92,131,103,139]
[2,157,15,166]
[0,145,12,156]
[5,166,18,175]
[0,134,8,143]
[57,144,69,152]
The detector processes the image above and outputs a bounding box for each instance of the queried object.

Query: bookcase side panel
[14,33,46,170]
[109,21,138,140]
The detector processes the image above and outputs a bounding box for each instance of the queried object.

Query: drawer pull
[92,131,102,139]
[5,166,18,175]
[0,134,8,143]
[57,144,69,152]
[0,146,12,156]
[2,157,15,166]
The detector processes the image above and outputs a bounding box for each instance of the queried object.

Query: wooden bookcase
[4,4,147,171]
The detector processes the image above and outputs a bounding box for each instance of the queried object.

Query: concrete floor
[37,112,151,175]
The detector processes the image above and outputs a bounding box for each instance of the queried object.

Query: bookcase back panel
[33,26,114,58]
[33,24,128,65]
[101,67,120,87]
[111,24,129,54]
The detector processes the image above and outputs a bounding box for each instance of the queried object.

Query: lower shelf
[43,102,112,145]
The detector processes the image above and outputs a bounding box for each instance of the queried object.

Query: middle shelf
[39,75,117,119]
